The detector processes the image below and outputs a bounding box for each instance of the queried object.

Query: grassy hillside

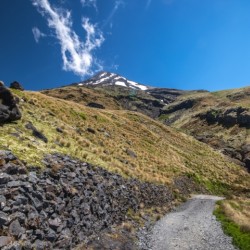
[214,198,250,250]
[0,89,249,194]
[157,86,250,170]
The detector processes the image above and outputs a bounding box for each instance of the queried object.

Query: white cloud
[32,27,46,43]
[32,0,104,77]
[80,0,97,10]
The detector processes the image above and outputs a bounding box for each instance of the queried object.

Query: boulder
[25,122,48,143]
[9,81,24,91]
[238,111,250,127]
[0,85,22,124]
[87,102,105,109]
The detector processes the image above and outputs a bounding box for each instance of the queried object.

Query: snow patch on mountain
[76,72,149,90]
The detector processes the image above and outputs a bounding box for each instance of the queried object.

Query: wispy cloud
[162,0,174,5]
[146,0,152,9]
[103,0,124,27]
[32,0,104,77]
[80,0,97,10]
[32,27,46,43]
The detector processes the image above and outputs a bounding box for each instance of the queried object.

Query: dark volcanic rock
[198,106,250,128]
[0,150,199,249]
[0,211,9,226]
[10,81,24,91]
[87,102,105,109]
[25,122,48,143]
[87,127,96,134]
[9,220,25,238]
[0,236,12,248]
[0,85,21,123]
[161,99,197,115]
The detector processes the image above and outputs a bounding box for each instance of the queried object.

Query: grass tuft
[214,200,250,250]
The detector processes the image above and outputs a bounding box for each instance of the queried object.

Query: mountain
[0,80,249,249]
[43,73,250,171]
[74,71,150,90]
[43,71,204,120]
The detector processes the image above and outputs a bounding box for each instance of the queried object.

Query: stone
[7,181,22,188]
[126,149,137,158]
[87,102,105,109]
[87,127,96,134]
[9,212,26,224]
[243,157,250,172]
[0,195,6,208]
[0,236,12,248]
[0,173,11,184]
[46,228,57,242]
[0,211,9,226]
[56,127,63,133]
[4,164,26,175]
[33,240,48,250]
[49,217,62,230]
[0,85,22,123]
[34,229,44,240]
[25,122,48,143]
[9,81,24,91]
[8,220,24,237]
[239,111,250,127]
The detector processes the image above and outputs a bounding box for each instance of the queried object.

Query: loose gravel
[140,195,236,250]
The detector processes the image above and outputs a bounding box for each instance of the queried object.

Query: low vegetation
[0,89,249,192]
[214,198,250,250]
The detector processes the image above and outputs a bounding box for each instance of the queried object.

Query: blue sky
[1,0,250,91]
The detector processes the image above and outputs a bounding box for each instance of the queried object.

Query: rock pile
[0,151,174,249]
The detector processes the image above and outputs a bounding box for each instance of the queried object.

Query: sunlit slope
[0,90,248,192]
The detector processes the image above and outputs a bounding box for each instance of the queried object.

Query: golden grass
[220,198,250,233]
[0,89,249,191]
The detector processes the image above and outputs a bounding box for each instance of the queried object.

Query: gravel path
[147,195,236,250]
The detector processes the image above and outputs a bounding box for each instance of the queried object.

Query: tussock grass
[214,199,250,250]
[0,90,249,190]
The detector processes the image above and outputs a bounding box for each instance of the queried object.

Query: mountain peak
[77,71,149,90]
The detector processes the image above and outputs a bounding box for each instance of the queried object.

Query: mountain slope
[158,87,250,171]
[42,73,250,171]
[42,72,200,119]
[0,89,248,193]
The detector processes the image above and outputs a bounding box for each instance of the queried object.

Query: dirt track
[148,195,236,250]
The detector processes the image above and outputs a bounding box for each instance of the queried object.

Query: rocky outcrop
[0,85,21,124]
[161,99,197,115]
[87,102,105,109]
[9,81,24,91]
[146,88,185,105]
[0,151,177,249]
[198,107,250,128]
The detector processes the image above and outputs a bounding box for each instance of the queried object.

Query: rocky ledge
[198,106,250,128]
[0,150,185,249]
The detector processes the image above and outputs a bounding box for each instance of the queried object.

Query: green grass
[158,114,170,121]
[186,172,230,195]
[214,201,250,250]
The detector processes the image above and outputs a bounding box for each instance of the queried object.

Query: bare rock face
[198,107,250,128]
[0,85,21,124]
[9,81,24,91]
